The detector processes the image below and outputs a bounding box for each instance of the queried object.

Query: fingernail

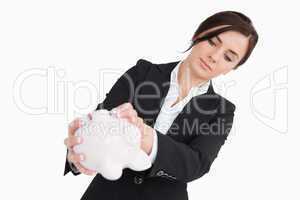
[77,137,82,143]
[80,155,84,161]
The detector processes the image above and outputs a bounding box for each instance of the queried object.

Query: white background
[0,0,299,199]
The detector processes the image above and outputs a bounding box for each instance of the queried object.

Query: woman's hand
[64,116,96,176]
[113,102,154,155]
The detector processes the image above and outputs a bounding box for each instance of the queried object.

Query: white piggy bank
[73,109,152,180]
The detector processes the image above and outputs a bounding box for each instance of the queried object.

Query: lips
[199,58,212,71]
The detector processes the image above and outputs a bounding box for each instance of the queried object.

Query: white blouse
[149,60,210,163]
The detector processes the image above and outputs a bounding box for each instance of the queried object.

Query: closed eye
[224,54,233,62]
[208,37,235,62]
[208,38,216,46]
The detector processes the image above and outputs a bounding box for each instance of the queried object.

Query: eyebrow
[216,35,240,59]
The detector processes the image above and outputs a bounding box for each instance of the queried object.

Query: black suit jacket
[64,59,236,200]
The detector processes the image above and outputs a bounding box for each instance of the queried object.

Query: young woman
[64,10,259,200]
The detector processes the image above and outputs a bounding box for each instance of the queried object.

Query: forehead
[218,31,249,59]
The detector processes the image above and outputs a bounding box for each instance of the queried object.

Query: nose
[208,48,222,64]
[208,55,216,64]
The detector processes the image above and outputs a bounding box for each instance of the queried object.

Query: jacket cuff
[63,150,81,176]
[144,129,213,183]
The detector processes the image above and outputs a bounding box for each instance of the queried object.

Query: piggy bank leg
[127,151,152,171]
[100,159,123,181]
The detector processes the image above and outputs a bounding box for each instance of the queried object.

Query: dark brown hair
[184,11,259,69]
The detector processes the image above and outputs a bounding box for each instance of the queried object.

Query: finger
[137,117,144,133]
[74,162,96,175]
[136,117,146,135]
[68,118,82,137]
[64,136,82,148]
[118,111,138,125]
[118,109,137,119]
[126,116,137,125]
[68,152,85,163]
[64,136,83,148]
[115,102,133,113]
[67,152,96,175]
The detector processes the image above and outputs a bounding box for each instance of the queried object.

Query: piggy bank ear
[127,151,152,171]
[91,109,110,122]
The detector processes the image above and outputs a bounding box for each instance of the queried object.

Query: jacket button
[134,176,143,184]
[156,170,164,176]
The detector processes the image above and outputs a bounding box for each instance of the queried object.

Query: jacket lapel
[140,60,220,136]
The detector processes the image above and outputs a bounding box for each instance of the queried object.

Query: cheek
[209,61,225,73]
[223,61,237,71]
[214,62,234,74]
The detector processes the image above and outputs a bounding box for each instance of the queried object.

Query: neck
[177,60,207,96]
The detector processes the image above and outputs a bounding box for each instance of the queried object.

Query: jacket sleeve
[63,59,150,176]
[145,105,235,183]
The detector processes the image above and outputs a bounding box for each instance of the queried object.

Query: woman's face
[184,30,249,81]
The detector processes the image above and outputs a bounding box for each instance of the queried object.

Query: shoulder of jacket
[135,58,167,76]
[133,59,158,73]
[136,58,156,66]
[136,58,180,74]
[136,58,177,67]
